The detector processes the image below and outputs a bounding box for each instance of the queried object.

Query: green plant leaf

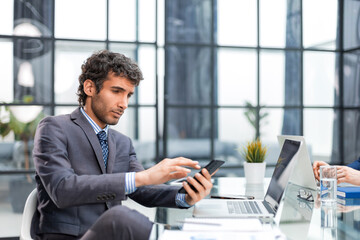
[240,138,267,163]
[0,122,11,138]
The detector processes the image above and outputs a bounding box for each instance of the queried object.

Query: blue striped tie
[97,131,109,168]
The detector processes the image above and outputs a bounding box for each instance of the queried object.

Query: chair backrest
[20,188,37,240]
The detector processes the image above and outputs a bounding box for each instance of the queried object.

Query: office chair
[20,188,37,240]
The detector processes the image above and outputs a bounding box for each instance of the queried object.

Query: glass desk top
[153,177,360,240]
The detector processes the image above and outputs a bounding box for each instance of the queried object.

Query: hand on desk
[313,161,360,185]
[336,166,360,185]
[312,161,329,181]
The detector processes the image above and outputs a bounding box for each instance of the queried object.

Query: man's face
[84,72,135,128]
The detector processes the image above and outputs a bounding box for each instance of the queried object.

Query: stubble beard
[91,99,121,126]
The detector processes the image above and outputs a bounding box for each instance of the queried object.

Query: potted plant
[0,99,44,212]
[243,101,269,139]
[241,138,267,184]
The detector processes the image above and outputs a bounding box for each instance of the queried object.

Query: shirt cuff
[175,193,192,208]
[125,172,136,195]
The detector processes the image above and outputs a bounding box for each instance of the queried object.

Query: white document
[159,230,285,240]
[181,218,262,231]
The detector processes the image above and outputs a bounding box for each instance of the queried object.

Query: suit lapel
[106,130,115,173]
[70,108,107,174]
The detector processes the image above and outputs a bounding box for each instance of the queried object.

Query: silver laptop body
[193,139,302,218]
[277,135,317,191]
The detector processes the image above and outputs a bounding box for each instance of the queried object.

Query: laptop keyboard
[227,201,263,214]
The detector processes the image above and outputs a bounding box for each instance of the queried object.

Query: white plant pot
[244,162,266,184]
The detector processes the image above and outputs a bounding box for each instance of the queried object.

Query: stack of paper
[181,218,263,231]
[159,230,285,240]
[337,186,360,206]
[159,218,285,240]
[337,186,360,198]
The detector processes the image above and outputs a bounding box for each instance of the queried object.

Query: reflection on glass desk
[154,177,360,240]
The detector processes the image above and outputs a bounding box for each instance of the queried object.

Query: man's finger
[201,168,212,178]
[168,165,191,174]
[196,172,212,190]
[182,181,195,195]
[187,176,204,192]
[172,158,200,168]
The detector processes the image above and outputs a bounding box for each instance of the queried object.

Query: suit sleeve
[128,184,181,208]
[348,157,360,170]
[33,117,129,208]
[127,139,181,208]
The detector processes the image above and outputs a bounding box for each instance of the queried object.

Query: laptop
[192,139,302,218]
[277,135,317,191]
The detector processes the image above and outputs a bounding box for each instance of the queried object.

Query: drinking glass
[321,204,338,240]
[320,165,337,205]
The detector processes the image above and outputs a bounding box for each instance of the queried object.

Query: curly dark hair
[77,50,143,106]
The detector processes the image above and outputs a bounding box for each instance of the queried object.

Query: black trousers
[36,206,154,240]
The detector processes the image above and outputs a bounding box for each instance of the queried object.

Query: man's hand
[135,157,200,187]
[336,166,360,185]
[313,161,329,181]
[183,168,213,206]
[337,204,360,213]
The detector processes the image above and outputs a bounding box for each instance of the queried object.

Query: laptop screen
[264,139,301,213]
[277,135,317,190]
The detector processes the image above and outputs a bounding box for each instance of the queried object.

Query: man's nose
[118,95,128,109]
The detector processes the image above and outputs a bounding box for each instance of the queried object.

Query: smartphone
[210,194,255,200]
[178,159,225,194]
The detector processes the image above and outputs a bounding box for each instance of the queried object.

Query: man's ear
[83,79,95,97]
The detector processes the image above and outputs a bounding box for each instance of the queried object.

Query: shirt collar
[80,107,109,135]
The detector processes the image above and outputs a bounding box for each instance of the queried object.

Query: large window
[0,0,359,238]
[163,0,344,174]
[0,0,158,238]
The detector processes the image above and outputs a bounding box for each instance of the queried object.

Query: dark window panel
[14,38,53,104]
[166,0,212,44]
[281,108,301,136]
[0,174,36,216]
[167,108,211,139]
[343,0,360,51]
[13,0,54,37]
[343,51,360,107]
[165,46,212,105]
[343,110,360,165]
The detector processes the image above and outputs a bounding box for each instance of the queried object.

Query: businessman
[313,160,360,186]
[32,50,213,240]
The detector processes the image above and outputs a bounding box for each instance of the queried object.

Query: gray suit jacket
[32,108,180,237]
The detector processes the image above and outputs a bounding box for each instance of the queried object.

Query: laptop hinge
[262,201,276,215]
